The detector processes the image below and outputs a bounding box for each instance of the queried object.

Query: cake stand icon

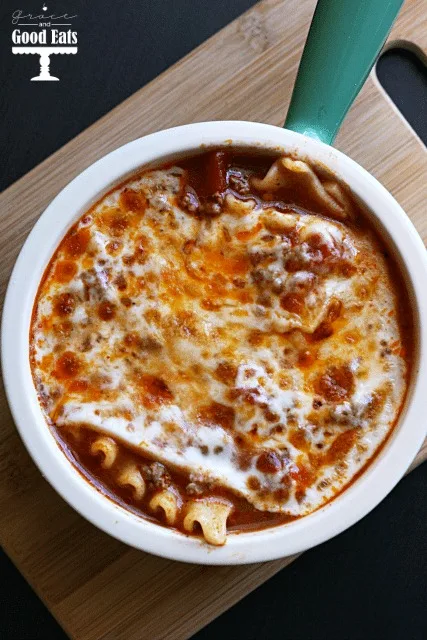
[12,46,78,81]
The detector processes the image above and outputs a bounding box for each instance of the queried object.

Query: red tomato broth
[30,148,414,541]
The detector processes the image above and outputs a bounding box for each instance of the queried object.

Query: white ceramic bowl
[3,121,427,564]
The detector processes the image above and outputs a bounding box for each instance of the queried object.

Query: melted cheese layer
[31,166,408,517]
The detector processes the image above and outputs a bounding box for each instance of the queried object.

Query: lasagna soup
[31,149,412,546]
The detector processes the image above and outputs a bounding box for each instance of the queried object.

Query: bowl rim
[2,120,427,565]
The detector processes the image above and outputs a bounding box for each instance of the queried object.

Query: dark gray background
[1,1,426,638]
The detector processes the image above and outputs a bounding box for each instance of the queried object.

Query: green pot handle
[284,0,404,145]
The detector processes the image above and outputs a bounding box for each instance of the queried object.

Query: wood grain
[0,1,426,638]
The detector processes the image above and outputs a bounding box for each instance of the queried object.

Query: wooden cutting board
[1,1,426,638]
